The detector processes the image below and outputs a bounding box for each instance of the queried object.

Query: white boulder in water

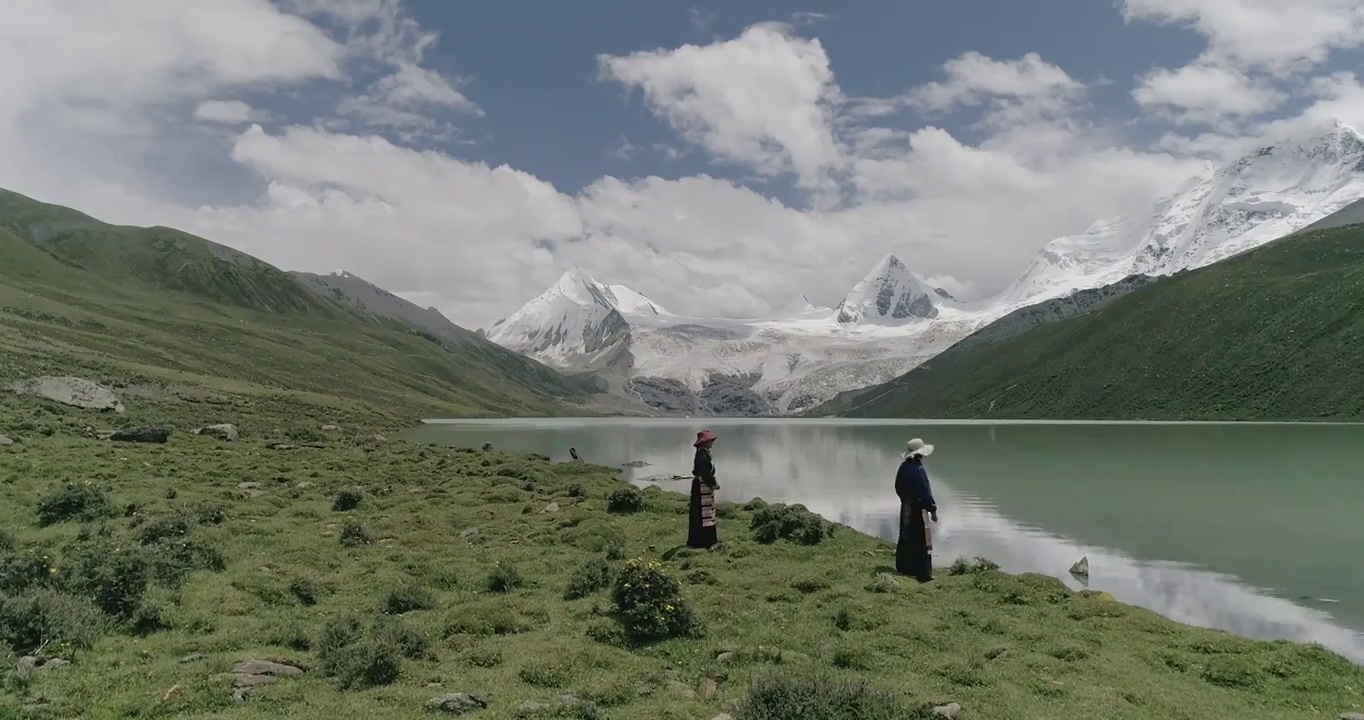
[10,376,125,413]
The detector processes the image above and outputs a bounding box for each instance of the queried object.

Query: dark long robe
[894,457,937,581]
[688,446,719,549]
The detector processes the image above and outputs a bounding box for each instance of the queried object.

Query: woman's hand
[930,511,939,523]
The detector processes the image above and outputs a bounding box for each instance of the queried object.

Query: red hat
[693,429,717,447]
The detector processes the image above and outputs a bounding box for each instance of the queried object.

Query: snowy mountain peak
[1000,118,1364,309]
[835,254,939,324]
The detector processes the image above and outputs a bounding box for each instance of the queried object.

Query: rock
[237,482,265,498]
[622,460,651,468]
[515,701,552,716]
[715,651,736,665]
[541,502,560,514]
[427,693,488,714]
[228,659,304,688]
[110,426,172,443]
[232,688,253,703]
[1340,714,1364,720]
[932,702,962,719]
[460,527,481,539]
[666,679,698,700]
[0,434,12,447]
[295,481,315,490]
[1069,557,1090,577]
[10,376,125,412]
[178,653,207,664]
[193,424,239,442]
[321,424,340,431]
[712,715,734,720]
[17,656,70,673]
[266,442,297,450]
[481,443,494,452]
[699,677,719,700]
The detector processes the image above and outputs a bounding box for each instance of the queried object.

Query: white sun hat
[904,438,935,457]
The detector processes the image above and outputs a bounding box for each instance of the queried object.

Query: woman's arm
[915,465,938,515]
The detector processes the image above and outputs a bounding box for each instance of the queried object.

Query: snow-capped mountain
[1001,120,1364,309]
[490,120,1364,417]
[835,254,941,324]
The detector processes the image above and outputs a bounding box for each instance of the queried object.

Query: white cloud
[597,23,844,193]
[1122,0,1364,72]
[1134,61,1283,121]
[194,100,272,125]
[0,5,1361,331]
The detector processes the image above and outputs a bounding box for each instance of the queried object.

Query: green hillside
[0,188,597,426]
[841,221,1364,421]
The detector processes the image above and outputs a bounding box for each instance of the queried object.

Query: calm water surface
[406,418,1364,662]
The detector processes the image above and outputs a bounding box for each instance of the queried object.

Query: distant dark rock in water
[481,442,494,452]
[1069,556,1090,578]
[622,460,651,468]
[110,426,171,444]
[10,376,125,413]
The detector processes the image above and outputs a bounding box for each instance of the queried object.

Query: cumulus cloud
[1133,61,1283,122]
[0,2,1361,331]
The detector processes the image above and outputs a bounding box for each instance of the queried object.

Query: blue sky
[1,0,1362,327]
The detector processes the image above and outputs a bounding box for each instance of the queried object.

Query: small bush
[384,583,436,615]
[193,503,227,525]
[0,589,107,654]
[485,562,523,593]
[36,481,113,526]
[792,577,831,594]
[742,497,769,511]
[318,614,425,689]
[443,603,528,637]
[946,556,1001,576]
[285,425,326,443]
[463,648,502,668]
[339,520,372,548]
[0,529,17,552]
[138,514,195,545]
[606,486,644,514]
[519,658,571,688]
[610,558,698,642]
[129,601,170,635]
[603,538,626,561]
[290,577,319,606]
[63,542,150,618]
[564,557,615,600]
[750,503,833,545]
[146,536,227,588]
[568,483,588,499]
[739,671,906,720]
[686,569,718,586]
[333,487,364,512]
[0,550,58,594]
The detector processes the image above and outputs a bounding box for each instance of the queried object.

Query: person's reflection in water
[895,438,938,582]
[688,429,719,549]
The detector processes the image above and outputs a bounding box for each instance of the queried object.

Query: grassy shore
[2,395,1363,720]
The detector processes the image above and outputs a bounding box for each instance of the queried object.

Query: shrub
[290,577,319,606]
[946,556,1001,576]
[568,483,588,499]
[443,603,529,637]
[0,529,16,552]
[603,538,626,561]
[129,601,170,635]
[384,583,436,615]
[742,497,769,511]
[738,671,906,720]
[146,536,226,587]
[606,486,644,514]
[519,658,572,688]
[193,503,227,525]
[36,481,113,526]
[485,562,523,593]
[285,425,326,443]
[564,557,614,600]
[0,550,58,594]
[610,558,698,642]
[318,614,426,689]
[333,487,364,512]
[339,520,372,548]
[63,542,150,618]
[0,589,107,654]
[750,503,832,545]
[138,513,195,545]
[792,577,831,594]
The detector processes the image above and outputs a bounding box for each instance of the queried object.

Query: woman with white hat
[894,438,938,581]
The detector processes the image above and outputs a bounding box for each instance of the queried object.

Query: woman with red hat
[688,429,720,549]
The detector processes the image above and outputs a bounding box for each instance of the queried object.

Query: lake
[405,418,1364,663]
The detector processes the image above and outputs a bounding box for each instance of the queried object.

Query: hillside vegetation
[0,188,598,426]
[840,221,1364,420]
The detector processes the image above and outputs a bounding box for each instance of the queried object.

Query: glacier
[488,120,1364,416]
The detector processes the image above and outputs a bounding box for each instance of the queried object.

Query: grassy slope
[842,222,1364,420]
[0,189,595,425]
[0,425,1360,719]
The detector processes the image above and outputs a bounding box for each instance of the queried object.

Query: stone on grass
[321,424,340,431]
[933,702,962,719]
[699,677,719,699]
[226,659,304,690]
[110,426,171,443]
[666,679,697,700]
[460,527,481,539]
[0,434,13,448]
[193,424,239,442]
[10,376,124,412]
[541,502,560,514]
[1069,556,1090,577]
[18,657,70,673]
[266,442,297,450]
[178,653,207,664]
[1340,713,1364,720]
[427,693,487,714]
[712,715,734,720]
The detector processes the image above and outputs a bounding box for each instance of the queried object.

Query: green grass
[1,410,1360,719]
[0,188,601,425]
[842,222,1364,420]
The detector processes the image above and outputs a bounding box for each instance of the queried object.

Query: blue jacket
[895,458,937,512]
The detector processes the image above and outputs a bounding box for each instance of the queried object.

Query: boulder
[1340,713,1364,720]
[427,693,488,714]
[1069,557,1090,578]
[193,424,239,442]
[622,460,651,468]
[110,426,171,443]
[17,656,70,673]
[0,434,13,448]
[10,376,124,412]
[933,702,962,719]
